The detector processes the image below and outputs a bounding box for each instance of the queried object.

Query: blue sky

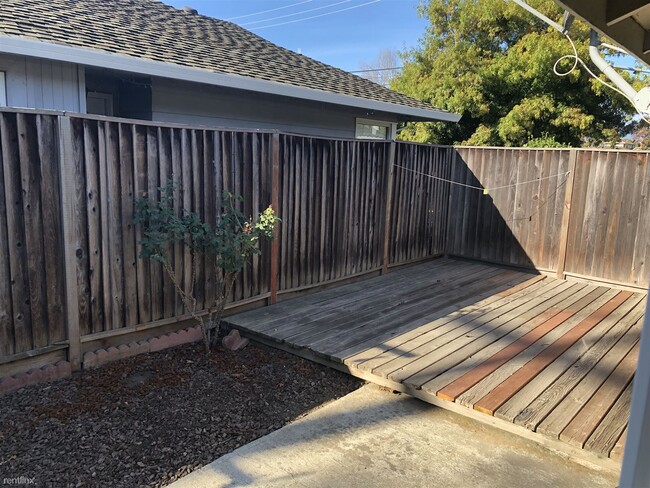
[163,0,427,71]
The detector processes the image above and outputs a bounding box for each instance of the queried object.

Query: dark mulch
[0,342,363,487]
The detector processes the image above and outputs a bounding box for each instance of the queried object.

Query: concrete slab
[169,384,618,488]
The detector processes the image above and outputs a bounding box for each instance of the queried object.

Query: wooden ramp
[225,258,647,469]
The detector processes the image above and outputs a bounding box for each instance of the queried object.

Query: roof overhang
[0,36,461,123]
[555,0,650,67]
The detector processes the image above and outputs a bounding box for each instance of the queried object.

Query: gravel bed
[0,342,363,487]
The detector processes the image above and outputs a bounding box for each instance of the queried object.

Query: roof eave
[0,36,461,123]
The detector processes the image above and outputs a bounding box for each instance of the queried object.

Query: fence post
[556,148,578,279]
[269,132,281,304]
[444,147,458,256]
[382,141,396,274]
[57,115,82,370]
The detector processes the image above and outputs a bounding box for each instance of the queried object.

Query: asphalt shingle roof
[0,0,449,115]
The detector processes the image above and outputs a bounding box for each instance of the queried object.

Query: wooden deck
[225,258,647,468]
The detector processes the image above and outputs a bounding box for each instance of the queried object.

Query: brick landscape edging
[0,325,203,396]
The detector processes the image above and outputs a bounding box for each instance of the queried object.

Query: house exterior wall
[151,77,399,138]
[0,55,399,138]
[0,53,85,112]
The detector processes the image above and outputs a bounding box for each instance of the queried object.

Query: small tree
[134,184,279,353]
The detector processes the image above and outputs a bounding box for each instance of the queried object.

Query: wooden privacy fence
[448,146,650,288]
[1,108,649,375]
[0,110,451,373]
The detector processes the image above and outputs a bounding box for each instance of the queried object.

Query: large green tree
[392,0,643,147]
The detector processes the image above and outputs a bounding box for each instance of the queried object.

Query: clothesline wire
[391,163,571,192]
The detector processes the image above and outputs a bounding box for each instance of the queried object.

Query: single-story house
[0,0,459,140]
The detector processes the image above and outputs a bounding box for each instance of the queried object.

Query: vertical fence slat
[38,115,65,343]
[97,122,113,331]
[556,149,577,279]
[57,115,81,369]
[134,125,152,323]
[119,124,138,327]
[106,123,124,329]
[269,133,280,304]
[83,120,104,333]
[17,114,49,348]
[0,114,31,354]
[0,115,14,356]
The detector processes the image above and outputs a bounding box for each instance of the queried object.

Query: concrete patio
[170,384,618,488]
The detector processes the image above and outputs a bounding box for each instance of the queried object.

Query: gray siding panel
[0,53,82,112]
[151,78,397,138]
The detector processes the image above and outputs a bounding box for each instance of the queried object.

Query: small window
[355,118,392,140]
[0,72,6,107]
[86,91,114,116]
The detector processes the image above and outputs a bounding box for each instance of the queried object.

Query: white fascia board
[0,36,461,123]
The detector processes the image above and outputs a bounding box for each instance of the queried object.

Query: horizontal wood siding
[0,112,66,355]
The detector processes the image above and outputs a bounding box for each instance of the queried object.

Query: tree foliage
[134,184,279,352]
[392,0,644,147]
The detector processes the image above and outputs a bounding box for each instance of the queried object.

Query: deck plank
[335,273,543,362]
[420,285,606,396]
[495,295,645,423]
[610,427,627,462]
[434,284,606,402]
[508,298,645,428]
[455,288,620,409]
[536,316,643,438]
[558,342,639,447]
[256,262,488,339]
[383,281,580,385]
[584,380,634,456]
[473,291,633,415]
[231,258,455,329]
[312,269,532,357]
[346,276,555,372]
[283,266,503,347]
[376,280,577,378]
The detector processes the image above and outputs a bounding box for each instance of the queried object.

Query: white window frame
[86,91,114,116]
[355,118,395,140]
[0,72,6,107]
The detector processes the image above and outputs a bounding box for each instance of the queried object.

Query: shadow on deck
[225,257,647,471]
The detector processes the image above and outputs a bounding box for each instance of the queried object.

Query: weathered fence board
[0,112,66,355]
[67,120,275,334]
[564,150,650,287]
[447,147,649,287]
[389,143,452,265]
[448,147,572,272]
[276,135,392,291]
